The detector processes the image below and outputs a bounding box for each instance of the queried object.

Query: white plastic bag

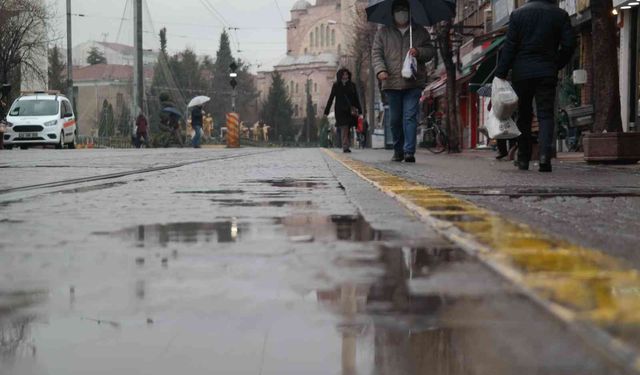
[402,51,417,79]
[491,77,518,120]
[486,110,521,140]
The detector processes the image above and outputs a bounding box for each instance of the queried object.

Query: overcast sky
[51,0,300,70]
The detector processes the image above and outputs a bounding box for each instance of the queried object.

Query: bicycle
[420,111,448,154]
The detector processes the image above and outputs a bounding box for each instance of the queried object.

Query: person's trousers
[384,88,422,155]
[192,126,202,148]
[512,77,557,162]
[338,125,351,150]
[135,132,149,148]
[497,139,516,156]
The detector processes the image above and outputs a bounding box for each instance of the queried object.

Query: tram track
[0,149,279,201]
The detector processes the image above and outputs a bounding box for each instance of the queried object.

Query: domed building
[257,0,366,129]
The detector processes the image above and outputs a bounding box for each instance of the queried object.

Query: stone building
[256,0,364,124]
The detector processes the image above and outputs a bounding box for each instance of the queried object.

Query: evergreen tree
[211,30,235,129]
[262,71,294,141]
[48,46,65,92]
[87,47,107,65]
[117,104,131,136]
[159,28,168,55]
[305,83,317,143]
[98,100,115,137]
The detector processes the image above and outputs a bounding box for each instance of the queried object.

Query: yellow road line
[324,149,640,372]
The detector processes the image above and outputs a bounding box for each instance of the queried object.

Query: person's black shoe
[404,154,416,163]
[539,156,552,172]
[496,152,508,160]
[343,148,352,153]
[516,160,530,170]
[391,153,404,162]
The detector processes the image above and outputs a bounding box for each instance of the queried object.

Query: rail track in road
[0,149,280,202]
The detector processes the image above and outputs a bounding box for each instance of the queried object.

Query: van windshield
[9,100,59,117]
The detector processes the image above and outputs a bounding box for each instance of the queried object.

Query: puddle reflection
[99,214,395,247]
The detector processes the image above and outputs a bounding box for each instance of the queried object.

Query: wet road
[0,148,633,375]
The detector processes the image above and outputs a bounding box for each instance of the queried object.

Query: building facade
[72,41,158,68]
[257,0,365,126]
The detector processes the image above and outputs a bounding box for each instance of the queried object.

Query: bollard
[226,112,240,148]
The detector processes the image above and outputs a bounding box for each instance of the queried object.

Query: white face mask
[394,10,409,25]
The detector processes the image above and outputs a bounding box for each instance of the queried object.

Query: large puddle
[0,176,622,374]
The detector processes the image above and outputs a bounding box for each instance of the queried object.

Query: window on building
[290,81,294,94]
[295,104,299,117]
[296,83,299,93]
[321,24,325,46]
[304,48,308,54]
[315,27,319,47]
[331,30,336,46]
[326,26,330,47]
[313,103,318,114]
[310,32,314,47]
[338,44,341,55]
[314,83,318,93]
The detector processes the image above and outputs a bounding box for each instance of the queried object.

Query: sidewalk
[345,148,640,271]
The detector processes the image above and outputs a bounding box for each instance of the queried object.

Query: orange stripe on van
[63,120,76,128]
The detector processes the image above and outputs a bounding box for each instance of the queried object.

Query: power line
[197,0,239,50]
[115,0,130,43]
[273,0,286,23]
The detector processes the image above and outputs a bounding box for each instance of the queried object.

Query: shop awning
[462,36,507,93]
[460,36,506,77]
[423,75,447,99]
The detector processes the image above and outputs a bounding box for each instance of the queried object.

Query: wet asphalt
[0,148,633,375]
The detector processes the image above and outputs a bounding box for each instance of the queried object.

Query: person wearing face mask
[324,68,362,153]
[372,0,435,163]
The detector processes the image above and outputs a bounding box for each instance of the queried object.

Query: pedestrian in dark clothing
[135,111,149,148]
[372,0,436,163]
[495,0,576,172]
[191,105,203,148]
[324,68,362,153]
[158,94,184,148]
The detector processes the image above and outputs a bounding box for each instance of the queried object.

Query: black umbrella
[366,0,455,27]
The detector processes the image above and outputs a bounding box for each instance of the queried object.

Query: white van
[3,92,78,149]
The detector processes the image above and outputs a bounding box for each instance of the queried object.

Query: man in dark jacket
[324,68,362,153]
[495,0,576,172]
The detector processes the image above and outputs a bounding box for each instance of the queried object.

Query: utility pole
[133,0,144,121]
[65,0,74,106]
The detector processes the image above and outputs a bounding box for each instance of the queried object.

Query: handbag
[342,89,359,118]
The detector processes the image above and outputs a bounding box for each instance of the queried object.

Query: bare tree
[0,0,50,87]
[348,6,378,119]
[435,20,461,153]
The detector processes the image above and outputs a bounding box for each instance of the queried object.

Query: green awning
[463,36,507,93]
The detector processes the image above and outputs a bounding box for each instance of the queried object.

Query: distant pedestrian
[191,105,203,148]
[495,0,576,172]
[372,0,436,163]
[324,68,362,153]
[263,124,270,142]
[134,110,149,148]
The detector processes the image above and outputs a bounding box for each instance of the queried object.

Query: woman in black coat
[324,68,362,153]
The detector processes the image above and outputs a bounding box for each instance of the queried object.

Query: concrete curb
[324,148,640,374]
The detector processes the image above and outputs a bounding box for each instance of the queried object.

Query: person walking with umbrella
[371,0,437,163]
[188,96,210,149]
